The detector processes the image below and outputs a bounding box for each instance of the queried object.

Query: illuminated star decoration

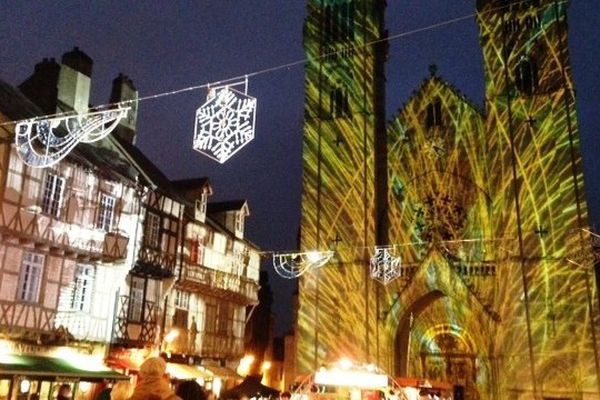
[273,251,334,279]
[370,246,402,285]
[193,79,257,164]
[15,107,130,168]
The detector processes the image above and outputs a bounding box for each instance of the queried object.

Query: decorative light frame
[370,245,402,285]
[193,79,257,164]
[15,107,130,168]
[272,251,334,279]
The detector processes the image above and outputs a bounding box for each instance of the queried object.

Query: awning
[105,357,140,373]
[166,363,212,380]
[202,365,242,380]
[0,354,128,382]
[395,377,453,391]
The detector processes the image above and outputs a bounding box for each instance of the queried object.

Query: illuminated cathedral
[297,0,600,398]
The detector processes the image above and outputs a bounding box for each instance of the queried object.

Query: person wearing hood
[130,357,181,400]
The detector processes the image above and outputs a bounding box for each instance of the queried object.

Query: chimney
[109,73,139,144]
[56,47,93,113]
[19,58,61,114]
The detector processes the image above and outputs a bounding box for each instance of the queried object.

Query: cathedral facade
[298,1,600,399]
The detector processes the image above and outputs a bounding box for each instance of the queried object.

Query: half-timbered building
[0,48,261,399]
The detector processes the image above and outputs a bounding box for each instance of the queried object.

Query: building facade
[0,48,260,399]
[298,1,599,399]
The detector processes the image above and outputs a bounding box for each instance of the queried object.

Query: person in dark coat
[175,381,207,400]
[57,384,72,400]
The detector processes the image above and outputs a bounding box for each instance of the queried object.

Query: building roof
[389,70,484,124]
[0,79,44,122]
[207,200,249,214]
[110,134,185,202]
[171,177,211,190]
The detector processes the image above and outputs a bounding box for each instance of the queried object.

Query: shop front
[0,353,128,400]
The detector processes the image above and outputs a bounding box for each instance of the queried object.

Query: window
[41,173,65,217]
[72,264,94,312]
[426,99,443,128]
[144,212,161,248]
[7,152,23,192]
[190,237,205,264]
[217,303,233,335]
[173,290,190,328]
[515,59,538,96]
[129,276,145,322]
[195,192,208,221]
[17,252,45,302]
[324,1,355,45]
[96,194,116,232]
[205,301,218,334]
[330,86,350,118]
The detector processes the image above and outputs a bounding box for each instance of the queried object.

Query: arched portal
[394,290,445,377]
[394,291,481,399]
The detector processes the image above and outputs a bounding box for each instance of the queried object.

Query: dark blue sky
[1,1,598,335]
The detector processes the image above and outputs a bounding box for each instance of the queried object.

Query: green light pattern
[298,1,599,398]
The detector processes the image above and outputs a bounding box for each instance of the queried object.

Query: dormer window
[235,212,244,236]
[195,192,208,222]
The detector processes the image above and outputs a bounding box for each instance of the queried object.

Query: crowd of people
[105,357,284,400]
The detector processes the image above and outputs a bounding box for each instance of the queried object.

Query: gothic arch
[394,289,445,377]
[538,359,581,400]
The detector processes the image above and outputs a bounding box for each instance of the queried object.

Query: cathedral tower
[297,1,600,398]
[477,0,599,397]
[297,0,387,373]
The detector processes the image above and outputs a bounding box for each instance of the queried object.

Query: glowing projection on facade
[273,251,334,279]
[297,1,600,399]
[370,246,401,285]
[14,107,129,168]
[193,82,257,164]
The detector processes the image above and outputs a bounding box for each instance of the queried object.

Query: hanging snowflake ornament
[370,246,402,285]
[193,84,257,164]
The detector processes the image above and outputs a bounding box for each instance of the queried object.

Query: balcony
[135,246,177,277]
[0,203,129,261]
[163,325,244,359]
[178,263,258,304]
[112,295,159,348]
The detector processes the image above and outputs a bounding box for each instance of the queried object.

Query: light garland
[272,250,334,279]
[15,107,129,168]
[193,80,257,164]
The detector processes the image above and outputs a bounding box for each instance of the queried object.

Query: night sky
[1,1,598,336]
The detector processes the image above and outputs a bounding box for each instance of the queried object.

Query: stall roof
[166,362,212,380]
[201,365,242,380]
[0,354,128,382]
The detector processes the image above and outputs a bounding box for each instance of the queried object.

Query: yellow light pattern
[298,1,600,399]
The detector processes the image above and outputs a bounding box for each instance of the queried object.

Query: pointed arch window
[330,85,350,118]
[323,1,355,46]
[426,98,443,128]
[515,58,538,96]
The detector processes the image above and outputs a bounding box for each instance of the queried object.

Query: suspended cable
[0,0,566,128]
